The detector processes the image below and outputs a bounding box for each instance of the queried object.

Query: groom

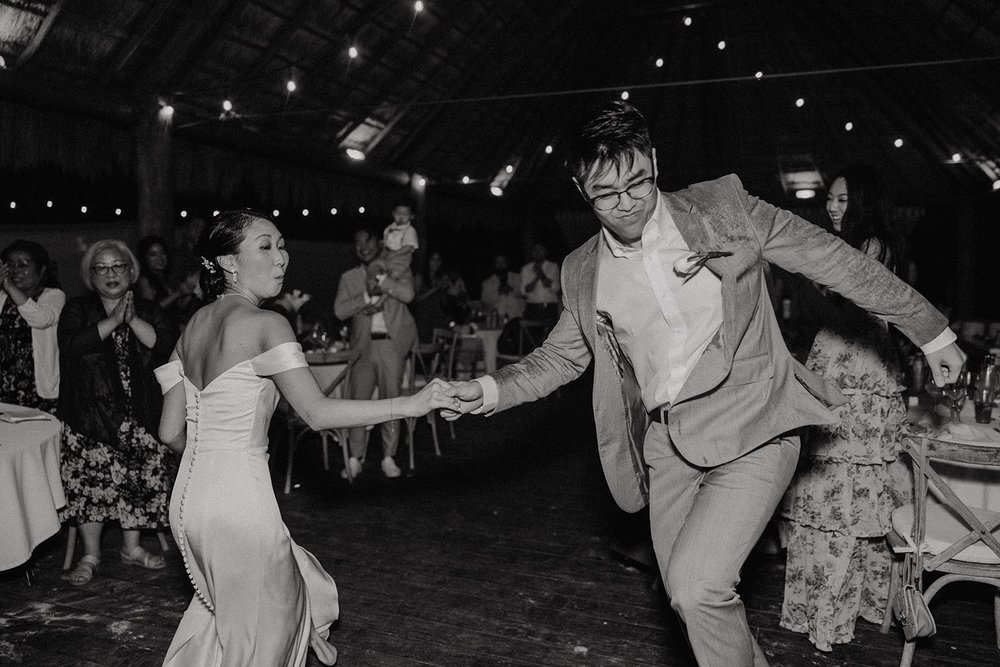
[444,101,965,665]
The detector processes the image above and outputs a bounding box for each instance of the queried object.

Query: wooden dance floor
[1,377,996,666]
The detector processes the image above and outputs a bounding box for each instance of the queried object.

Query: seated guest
[414,250,467,341]
[135,235,200,326]
[58,239,177,586]
[520,242,560,321]
[781,166,909,651]
[0,240,65,412]
[480,254,524,322]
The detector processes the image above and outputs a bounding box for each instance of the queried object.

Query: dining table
[0,403,64,573]
[907,398,1000,510]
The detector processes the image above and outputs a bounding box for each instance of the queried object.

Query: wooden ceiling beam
[12,0,65,69]
[99,0,176,85]
[233,0,321,94]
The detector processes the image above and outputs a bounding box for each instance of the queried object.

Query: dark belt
[649,404,669,425]
[370,332,390,340]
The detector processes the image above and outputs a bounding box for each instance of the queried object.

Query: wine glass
[925,373,969,422]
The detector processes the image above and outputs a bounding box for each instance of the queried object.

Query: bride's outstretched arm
[273,368,457,431]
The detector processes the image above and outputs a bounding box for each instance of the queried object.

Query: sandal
[62,555,100,586]
[119,546,167,570]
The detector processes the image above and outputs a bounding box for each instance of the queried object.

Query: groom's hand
[440,381,484,421]
[925,342,967,387]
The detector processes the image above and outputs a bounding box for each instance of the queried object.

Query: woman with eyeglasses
[57,239,178,586]
[0,240,64,412]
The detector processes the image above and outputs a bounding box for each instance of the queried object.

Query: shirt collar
[601,190,662,258]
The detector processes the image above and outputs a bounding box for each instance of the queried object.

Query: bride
[154,210,456,666]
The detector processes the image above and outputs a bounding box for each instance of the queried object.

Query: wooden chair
[283,350,358,492]
[402,344,444,470]
[447,333,487,380]
[883,434,1000,666]
[495,318,550,367]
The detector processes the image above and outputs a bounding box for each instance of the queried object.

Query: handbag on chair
[893,552,936,641]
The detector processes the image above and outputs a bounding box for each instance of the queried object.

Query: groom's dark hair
[565,101,653,184]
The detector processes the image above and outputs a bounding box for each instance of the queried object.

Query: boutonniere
[672,250,733,283]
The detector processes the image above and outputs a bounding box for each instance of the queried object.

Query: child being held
[367,199,419,282]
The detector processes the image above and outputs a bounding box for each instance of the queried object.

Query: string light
[115,208,122,216]
[795,97,805,107]
[46,200,52,208]
[299,209,307,216]
[286,80,297,93]
[505,164,514,174]
[348,46,359,59]
[894,138,904,148]
[462,176,470,184]
[844,121,854,131]
[416,177,427,187]
[80,206,87,213]
[359,206,366,214]
[620,91,630,100]
[490,186,504,197]
[346,148,366,160]
[212,210,220,217]
[951,152,961,162]
[272,209,280,216]
[755,71,763,79]
[993,180,1000,192]
[414,0,424,12]
[683,16,692,26]
[330,207,338,215]
[544,145,553,154]
[180,210,188,218]
[717,41,726,50]
[8,201,14,209]
[158,105,174,121]
[222,99,233,112]
[655,58,664,68]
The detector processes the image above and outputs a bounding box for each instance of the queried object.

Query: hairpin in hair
[200,257,217,274]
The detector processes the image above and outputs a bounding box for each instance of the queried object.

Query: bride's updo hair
[195,209,274,301]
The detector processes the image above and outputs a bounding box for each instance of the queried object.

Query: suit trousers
[646,422,799,666]
[347,339,405,460]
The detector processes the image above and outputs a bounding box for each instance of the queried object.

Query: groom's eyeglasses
[91,263,130,276]
[586,177,656,211]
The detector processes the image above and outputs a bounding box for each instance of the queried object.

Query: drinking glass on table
[927,375,969,421]
[974,387,995,424]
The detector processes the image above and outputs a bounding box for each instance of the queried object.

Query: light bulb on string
[417,177,427,188]
[490,185,504,197]
[620,91,629,100]
[795,98,805,108]
[330,208,338,215]
[894,138,904,148]
[302,209,309,216]
[46,200,53,208]
[755,71,763,80]
[951,153,961,162]
[655,58,664,68]
[212,210,220,217]
[844,121,854,131]
[222,99,233,112]
[286,79,297,93]
[348,45,359,59]
[359,206,366,214]
[180,210,188,218]
[8,201,14,209]
[717,41,726,50]
[272,209,280,217]
[544,145,553,154]
[81,206,87,214]
[683,16,692,26]
[414,1,424,12]
[462,176,470,184]
[993,180,1000,192]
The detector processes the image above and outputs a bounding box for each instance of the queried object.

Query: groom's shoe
[381,456,402,478]
[341,456,362,480]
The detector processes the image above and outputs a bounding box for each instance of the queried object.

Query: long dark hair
[1,239,60,289]
[194,209,272,301]
[832,165,899,272]
[136,235,171,275]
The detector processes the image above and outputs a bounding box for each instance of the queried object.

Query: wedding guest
[135,235,200,326]
[781,166,910,651]
[0,240,64,412]
[519,242,560,321]
[480,254,524,321]
[58,239,177,586]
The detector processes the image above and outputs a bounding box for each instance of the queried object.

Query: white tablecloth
[908,402,1000,510]
[0,403,63,571]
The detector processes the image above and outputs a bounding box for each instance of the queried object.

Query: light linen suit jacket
[334,264,417,359]
[489,174,948,512]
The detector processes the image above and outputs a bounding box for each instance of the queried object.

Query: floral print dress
[781,297,909,651]
[0,296,56,412]
[59,327,171,529]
